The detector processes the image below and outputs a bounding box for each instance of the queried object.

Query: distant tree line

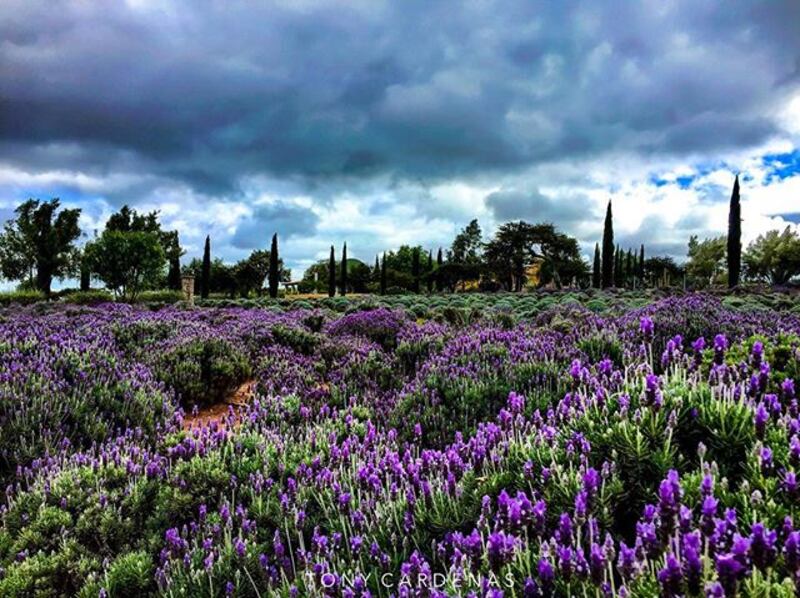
[1,176,799,297]
[0,202,287,300]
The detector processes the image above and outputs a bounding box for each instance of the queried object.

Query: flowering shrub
[1,294,800,596]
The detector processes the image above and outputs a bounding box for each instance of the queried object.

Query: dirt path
[182,379,256,431]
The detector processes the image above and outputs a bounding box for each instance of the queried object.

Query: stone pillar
[181,275,195,305]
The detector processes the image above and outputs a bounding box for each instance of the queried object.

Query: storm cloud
[1,0,799,274]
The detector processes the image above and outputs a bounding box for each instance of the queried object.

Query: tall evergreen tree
[167,255,181,290]
[626,249,633,288]
[592,243,601,288]
[727,175,742,288]
[374,255,380,279]
[340,242,348,296]
[380,252,387,295]
[436,248,443,291]
[614,244,623,287]
[201,235,211,299]
[328,245,336,297]
[268,233,279,298]
[80,255,91,291]
[601,200,614,288]
[427,250,434,293]
[411,247,420,293]
[639,244,645,285]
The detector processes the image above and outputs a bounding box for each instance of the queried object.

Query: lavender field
[1,294,800,597]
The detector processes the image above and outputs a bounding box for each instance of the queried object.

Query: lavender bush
[1,294,800,596]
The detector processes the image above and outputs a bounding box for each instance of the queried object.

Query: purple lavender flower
[640,317,654,341]
[657,553,683,597]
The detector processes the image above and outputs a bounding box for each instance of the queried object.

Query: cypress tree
[727,175,741,288]
[268,233,279,298]
[601,200,614,288]
[436,248,443,292]
[592,243,601,288]
[165,232,182,290]
[374,255,380,280]
[201,235,211,299]
[328,245,336,297]
[626,249,633,289]
[411,247,420,293]
[80,258,91,291]
[167,256,181,290]
[427,250,433,293]
[380,252,387,295]
[614,244,623,287]
[340,242,348,296]
[639,244,645,285]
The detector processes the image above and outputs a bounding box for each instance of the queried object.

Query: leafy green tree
[305,255,366,293]
[268,234,279,298]
[105,205,183,288]
[485,221,587,291]
[347,259,372,293]
[644,256,683,288]
[0,198,81,294]
[384,245,422,274]
[85,231,165,300]
[743,227,800,285]
[184,257,236,296]
[431,262,485,292]
[727,175,742,288]
[686,235,727,288]
[601,201,614,288]
[201,236,211,299]
[592,243,601,288]
[411,247,420,293]
[448,219,483,264]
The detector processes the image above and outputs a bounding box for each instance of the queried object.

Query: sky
[1,0,799,281]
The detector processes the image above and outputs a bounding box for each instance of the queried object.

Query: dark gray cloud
[1,0,799,195]
[485,188,596,224]
[1,0,799,278]
[231,203,319,250]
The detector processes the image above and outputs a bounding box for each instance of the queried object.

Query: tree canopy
[0,198,81,294]
[744,227,800,285]
[485,221,588,291]
[686,235,726,288]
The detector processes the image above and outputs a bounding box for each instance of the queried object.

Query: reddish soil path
[182,379,256,430]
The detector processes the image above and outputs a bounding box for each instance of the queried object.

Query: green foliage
[744,226,800,285]
[104,551,153,597]
[271,324,320,355]
[85,230,166,300]
[0,290,45,306]
[0,198,82,294]
[134,289,185,304]
[59,289,114,305]
[687,234,727,288]
[153,338,252,408]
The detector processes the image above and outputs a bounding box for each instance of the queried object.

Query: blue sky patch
[776,213,800,225]
[763,150,800,183]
